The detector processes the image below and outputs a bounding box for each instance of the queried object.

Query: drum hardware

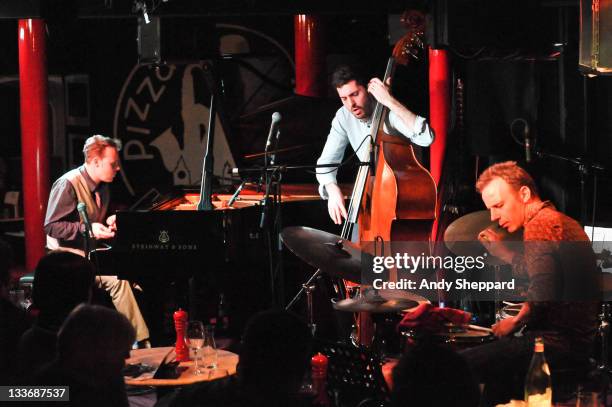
[281,226,364,336]
[304,281,317,336]
[333,288,430,355]
[285,268,322,336]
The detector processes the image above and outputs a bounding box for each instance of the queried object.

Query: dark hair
[32,251,95,313]
[392,343,480,407]
[238,310,312,393]
[57,304,135,377]
[331,64,367,88]
[476,161,539,197]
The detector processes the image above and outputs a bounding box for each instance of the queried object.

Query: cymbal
[243,144,308,160]
[333,289,429,313]
[444,210,522,265]
[280,226,362,282]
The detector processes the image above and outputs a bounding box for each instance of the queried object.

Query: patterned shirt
[515,201,599,354]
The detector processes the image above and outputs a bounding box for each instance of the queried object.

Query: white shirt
[316,107,435,198]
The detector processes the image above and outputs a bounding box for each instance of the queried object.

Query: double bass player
[316,64,434,225]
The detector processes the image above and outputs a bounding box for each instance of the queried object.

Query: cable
[308,134,374,176]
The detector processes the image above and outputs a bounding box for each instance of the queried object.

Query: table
[124,346,239,387]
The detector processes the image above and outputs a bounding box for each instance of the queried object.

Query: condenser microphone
[77,202,93,238]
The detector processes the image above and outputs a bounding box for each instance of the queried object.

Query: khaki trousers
[95,275,150,342]
[47,238,150,342]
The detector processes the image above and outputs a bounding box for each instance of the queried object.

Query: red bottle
[174,309,189,362]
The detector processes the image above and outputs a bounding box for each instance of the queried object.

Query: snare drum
[433,326,494,347]
[401,324,494,351]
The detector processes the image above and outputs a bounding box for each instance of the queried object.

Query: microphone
[265,112,282,152]
[270,127,281,165]
[523,122,532,163]
[77,202,93,238]
[227,181,245,207]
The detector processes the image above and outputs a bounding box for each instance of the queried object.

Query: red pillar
[294,15,326,97]
[18,19,50,271]
[428,48,450,241]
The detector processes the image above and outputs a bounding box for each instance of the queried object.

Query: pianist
[44,134,150,347]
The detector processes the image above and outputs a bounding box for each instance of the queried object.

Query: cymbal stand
[286,268,323,336]
[597,303,612,402]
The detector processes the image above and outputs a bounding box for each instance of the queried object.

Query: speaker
[579,0,612,75]
[137,16,218,65]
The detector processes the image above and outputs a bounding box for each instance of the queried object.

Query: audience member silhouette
[165,309,313,407]
[31,304,135,407]
[17,251,95,379]
[391,342,480,407]
[0,239,31,384]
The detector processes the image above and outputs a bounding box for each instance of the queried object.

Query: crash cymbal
[444,210,522,265]
[281,226,362,282]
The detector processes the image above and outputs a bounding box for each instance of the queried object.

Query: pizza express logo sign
[113,63,234,196]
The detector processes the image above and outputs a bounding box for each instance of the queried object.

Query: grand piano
[110,183,330,341]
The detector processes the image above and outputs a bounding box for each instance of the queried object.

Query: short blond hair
[476,161,539,197]
[83,135,121,163]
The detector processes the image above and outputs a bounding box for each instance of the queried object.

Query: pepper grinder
[174,308,189,362]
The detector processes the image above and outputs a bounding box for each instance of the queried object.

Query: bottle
[524,337,552,406]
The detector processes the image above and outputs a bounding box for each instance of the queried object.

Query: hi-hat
[333,288,429,313]
[444,210,522,265]
[281,226,362,282]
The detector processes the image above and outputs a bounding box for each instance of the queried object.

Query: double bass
[340,16,437,345]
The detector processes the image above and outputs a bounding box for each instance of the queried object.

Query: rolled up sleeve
[386,112,434,147]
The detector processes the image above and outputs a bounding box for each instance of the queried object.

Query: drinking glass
[185,321,205,375]
[202,325,218,370]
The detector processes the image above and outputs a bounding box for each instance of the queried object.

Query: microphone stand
[81,221,101,298]
[239,161,370,309]
[534,148,607,228]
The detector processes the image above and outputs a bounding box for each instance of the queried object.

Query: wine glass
[185,321,205,375]
[202,325,218,370]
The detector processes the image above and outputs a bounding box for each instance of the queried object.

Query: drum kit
[281,211,524,350]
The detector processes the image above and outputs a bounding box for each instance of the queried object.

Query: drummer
[460,161,599,405]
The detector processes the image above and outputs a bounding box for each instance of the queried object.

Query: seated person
[17,251,94,380]
[31,304,135,407]
[0,239,31,385]
[163,309,313,407]
[392,342,480,407]
[44,134,149,345]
